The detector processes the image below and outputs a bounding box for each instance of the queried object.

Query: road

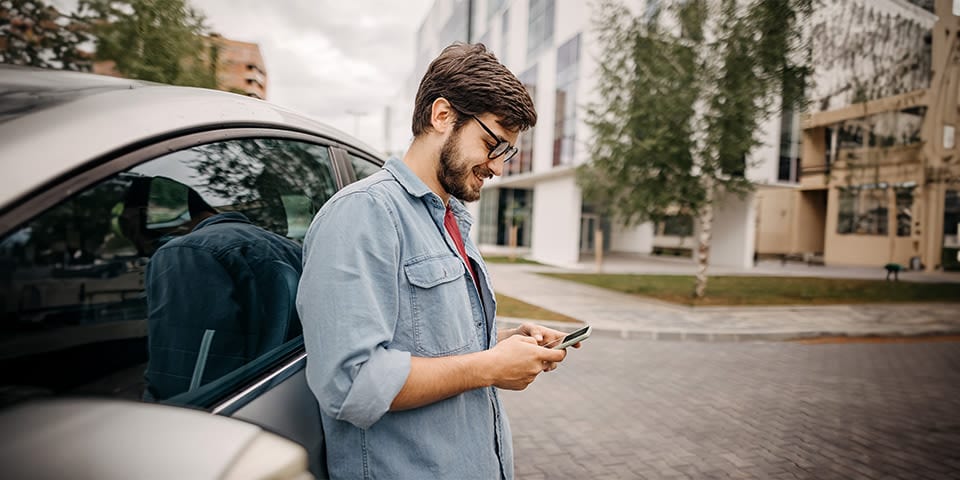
[501,335,960,479]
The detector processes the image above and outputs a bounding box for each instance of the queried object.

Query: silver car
[0,65,386,479]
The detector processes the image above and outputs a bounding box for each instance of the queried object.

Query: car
[0,65,387,479]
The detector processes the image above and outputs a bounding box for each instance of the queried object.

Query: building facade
[411,0,775,268]
[93,34,267,100]
[756,0,959,271]
[208,34,268,100]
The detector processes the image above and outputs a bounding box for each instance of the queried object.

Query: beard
[438,128,494,203]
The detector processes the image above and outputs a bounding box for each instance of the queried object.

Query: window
[500,8,510,63]
[479,188,534,247]
[943,189,959,247]
[554,34,580,167]
[0,138,337,409]
[477,191,500,246]
[824,127,835,170]
[511,65,537,176]
[497,188,533,247]
[895,185,914,237]
[441,0,470,45]
[487,0,505,20]
[721,153,747,178]
[526,0,555,60]
[837,185,889,235]
[348,152,383,180]
[778,103,801,182]
[659,215,694,237]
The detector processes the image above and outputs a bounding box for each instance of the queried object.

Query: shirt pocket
[404,254,474,357]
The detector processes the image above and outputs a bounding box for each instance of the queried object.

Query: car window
[0,137,336,409]
[348,152,383,180]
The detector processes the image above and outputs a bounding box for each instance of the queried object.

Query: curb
[496,318,960,343]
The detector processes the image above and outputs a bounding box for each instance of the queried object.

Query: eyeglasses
[472,115,519,164]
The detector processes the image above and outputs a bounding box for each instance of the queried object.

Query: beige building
[93,34,267,100]
[756,0,959,272]
[207,34,267,100]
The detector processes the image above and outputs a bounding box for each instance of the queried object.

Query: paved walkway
[503,336,960,479]
[489,254,960,341]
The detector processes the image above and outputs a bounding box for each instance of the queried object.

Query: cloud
[194,1,433,133]
[50,0,434,152]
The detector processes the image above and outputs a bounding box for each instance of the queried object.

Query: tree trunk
[508,224,519,261]
[594,227,604,273]
[695,179,715,298]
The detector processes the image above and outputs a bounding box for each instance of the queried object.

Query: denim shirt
[145,212,304,401]
[296,158,511,479]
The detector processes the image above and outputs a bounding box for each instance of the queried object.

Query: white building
[406,0,935,268]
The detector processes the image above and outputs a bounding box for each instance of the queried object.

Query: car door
[0,128,371,478]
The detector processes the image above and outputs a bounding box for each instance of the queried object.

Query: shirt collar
[383,157,474,227]
[383,157,435,200]
[447,197,472,226]
[193,212,251,231]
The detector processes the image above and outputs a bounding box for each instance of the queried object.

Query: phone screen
[545,326,590,348]
[562,326,590,343]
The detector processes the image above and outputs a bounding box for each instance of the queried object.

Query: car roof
[0,65,152,123]
[0,65,382,210]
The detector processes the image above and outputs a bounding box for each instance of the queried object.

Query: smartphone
[547,325,591,350]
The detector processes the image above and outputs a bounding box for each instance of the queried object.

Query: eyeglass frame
[470,115,519,164]
[447,102,520,164]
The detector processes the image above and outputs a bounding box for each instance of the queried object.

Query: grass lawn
[540,273,960,306]
[483,256,543,265]
[495,293,581,323]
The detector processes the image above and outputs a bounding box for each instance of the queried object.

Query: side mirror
[0,399,312,480]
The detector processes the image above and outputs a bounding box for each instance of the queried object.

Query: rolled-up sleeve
[296,190,411,429]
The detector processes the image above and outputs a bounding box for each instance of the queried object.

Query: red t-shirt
[444,207,478,287]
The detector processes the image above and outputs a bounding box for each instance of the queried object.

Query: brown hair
[411,43,537,137]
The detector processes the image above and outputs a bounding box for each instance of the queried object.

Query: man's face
[437,114,517,203]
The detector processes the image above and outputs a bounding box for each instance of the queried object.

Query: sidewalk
[488,256,960,342]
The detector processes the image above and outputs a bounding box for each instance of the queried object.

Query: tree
[580,0,810,297]
[77,0,216,88]
[580,0,703,271]
[0,0,92,70]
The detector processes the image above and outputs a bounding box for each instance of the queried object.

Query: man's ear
[430,98,457,135]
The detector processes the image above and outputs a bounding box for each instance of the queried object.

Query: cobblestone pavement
[501,336,960,479]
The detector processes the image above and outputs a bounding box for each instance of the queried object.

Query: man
[297,43,578,479]
[144,185,303,401]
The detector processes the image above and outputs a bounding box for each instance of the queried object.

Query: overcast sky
[52,0,436,154]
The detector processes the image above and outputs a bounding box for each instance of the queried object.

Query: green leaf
[581,0,811,295]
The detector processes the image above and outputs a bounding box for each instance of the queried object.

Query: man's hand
[390,323,580,411]
[503,323,583,372]
[482,335,566,390]
[390,324,579,411]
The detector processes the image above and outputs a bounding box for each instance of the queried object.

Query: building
[755,0,959,271]
[93,34,267,100]
[410,0,778,268]
[207,34,268,100]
